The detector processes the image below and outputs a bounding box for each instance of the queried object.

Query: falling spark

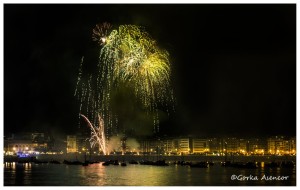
[76,23,175,154]
[74,56,84,97]
[98,24,173,113]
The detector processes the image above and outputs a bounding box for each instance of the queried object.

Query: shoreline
[4,154,296,163]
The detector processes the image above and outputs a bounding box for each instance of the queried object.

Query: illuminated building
[268,136,285,155]
[140,138,161,154]
[283,139,291,154]
[29,132,54,151]
[208,138,222,154]
[267,136,296,155]
[222,138,239,153]
[4,133,54,155]
[238,139,248,155]
[4,139,35,155]
[192,139,209,154]
[66,135,77,153]
[248,138,267,155]
[176,138,190,154]
[162,139,174,154]
[289,137,296,155]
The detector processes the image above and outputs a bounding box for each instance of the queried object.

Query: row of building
[139,136,296,156]
[66,135,296,156]
[4,132,296,156]
[4,133,57,156]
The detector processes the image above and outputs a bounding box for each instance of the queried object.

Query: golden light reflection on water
[24,162,31,170]
[83,163,178,186]
[23,163,32,185]
[4,162,296,186]
[5,162,16,170]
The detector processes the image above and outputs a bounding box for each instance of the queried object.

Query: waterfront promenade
[4,154,296,163]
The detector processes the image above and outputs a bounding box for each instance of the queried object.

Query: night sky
[4,4,296,138]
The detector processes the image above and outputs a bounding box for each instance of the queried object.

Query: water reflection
[4,162,296,186]
[4,162,33,185]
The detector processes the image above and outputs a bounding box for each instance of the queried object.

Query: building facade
[66,135,77,153]
[192,139,209,154]
[177,138,190,154]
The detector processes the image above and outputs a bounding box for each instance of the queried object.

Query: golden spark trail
[75,23,174,154]
[80,114,108,155]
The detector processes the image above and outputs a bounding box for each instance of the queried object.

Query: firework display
[75,23,174,154]
[80,114,108,155]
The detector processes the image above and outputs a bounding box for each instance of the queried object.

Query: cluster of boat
[173,161,214,168]
[101,160,126,166]
[221,161,295,169]
[17,158,61,164]
[16,158,96,166]
[14,156,295,169]
[63,160,100,166]
[101,159,169,166]
[265,161,295,168]
[221,161,257,168]
[99,160,215,168]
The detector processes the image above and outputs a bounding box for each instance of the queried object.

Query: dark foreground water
[4,162,296,186]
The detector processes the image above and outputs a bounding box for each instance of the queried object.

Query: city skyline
[4,131,297,156]
[4,4,296,138]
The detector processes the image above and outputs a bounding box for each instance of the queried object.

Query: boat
[139,160,155,165]
[129,160,139,164]
[190,162,208,168]
[33,160,48,164]
[153,160,169,166]
[175,161,192,166]
[221,161,231,167]
[102,161,110,166]
[221,161,257,169]
[243,162,257,169]
[49,160,61,164]
[232,162,257,169]
[63,160,83,165]
[113,160,119,165]
[89,161,100,164]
